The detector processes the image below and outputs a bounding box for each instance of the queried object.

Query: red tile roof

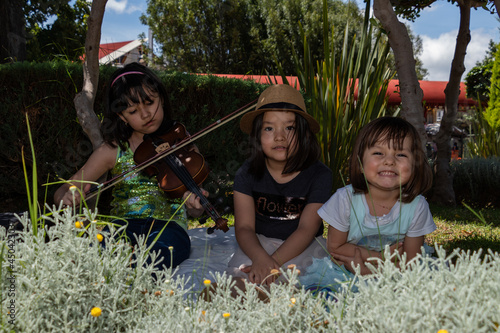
[202,74,476,106]
[98,40,134,60]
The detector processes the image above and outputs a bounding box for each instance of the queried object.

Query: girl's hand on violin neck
[183,189,208,218]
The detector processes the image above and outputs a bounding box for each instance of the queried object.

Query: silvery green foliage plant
[1,207,500,332]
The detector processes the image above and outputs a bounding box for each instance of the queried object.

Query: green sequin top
[110,145,188,230]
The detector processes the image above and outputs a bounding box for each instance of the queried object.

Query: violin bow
[84,99,258,201]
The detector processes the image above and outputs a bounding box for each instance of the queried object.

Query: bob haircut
[247,111,321,178]
[103,62,173,151]
[349,116,432,203]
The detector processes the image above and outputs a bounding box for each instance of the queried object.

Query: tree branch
[73,0,107,150]
[373,0,427,147]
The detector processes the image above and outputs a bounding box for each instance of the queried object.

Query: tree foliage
[25,0,90,62]
[0,0,91,64]
[141,0,363,74]
[465,40,497,102]
[485,44,500,128]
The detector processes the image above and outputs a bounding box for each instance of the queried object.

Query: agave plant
[466,99,500,158]
[278,0,394,191]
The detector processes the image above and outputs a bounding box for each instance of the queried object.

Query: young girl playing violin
[227,84,333,287]
[54,62,206,269]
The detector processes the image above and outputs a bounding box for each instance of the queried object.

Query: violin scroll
[208,217,229,234]
[198,196,232,234]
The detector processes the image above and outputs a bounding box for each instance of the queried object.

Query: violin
[133,122,229,233]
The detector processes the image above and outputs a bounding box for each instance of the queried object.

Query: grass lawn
[426,203,500,256]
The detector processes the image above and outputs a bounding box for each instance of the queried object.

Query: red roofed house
[99,39,145,67]
[384,80,476,125]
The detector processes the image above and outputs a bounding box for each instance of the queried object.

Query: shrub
[451,157,500,207]
[1,208,500,332]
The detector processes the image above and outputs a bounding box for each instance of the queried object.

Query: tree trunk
[74,0,107,150]
[431,1,472,206]
[494,0,500,18]
[372,0,427,148]
[0,0,26,63]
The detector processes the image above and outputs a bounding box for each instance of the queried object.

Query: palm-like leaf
[279,0,394,190]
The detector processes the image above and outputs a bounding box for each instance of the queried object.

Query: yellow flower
[290,297,296,305]
[270,269,280,276]
[166,289,174,296]
[96,234,104,242]
[223,312,230,319]
[287,264,296,270]
[69,185,77,193]
[203,279,211,287]
[437,330,448,333]
[168,246,174,251]
[199,310,207,323]
[75,221,84,229]
[90,307,102,317]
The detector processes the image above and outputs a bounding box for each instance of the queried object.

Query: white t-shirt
[318,186,436,238]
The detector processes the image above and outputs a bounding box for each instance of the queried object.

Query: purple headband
[111,71,145,87]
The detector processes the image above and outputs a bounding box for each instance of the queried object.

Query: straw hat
[240,84,320,134]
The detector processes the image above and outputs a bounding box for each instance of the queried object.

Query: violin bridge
[155,142,171,154]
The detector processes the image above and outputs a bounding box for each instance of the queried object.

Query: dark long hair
[102,62,173,150]
[349,116,432,203]
[247,112,321,178]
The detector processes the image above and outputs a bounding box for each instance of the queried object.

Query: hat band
[257,102,304,112]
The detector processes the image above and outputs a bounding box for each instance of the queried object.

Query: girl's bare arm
[54,143,117,206]
[233,191,280,285]
[271,203,324,265]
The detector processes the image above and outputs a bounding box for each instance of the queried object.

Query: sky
[100,0,500,81]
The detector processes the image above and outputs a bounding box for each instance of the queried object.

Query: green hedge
[451,157,500,207]
[0,62,265,212]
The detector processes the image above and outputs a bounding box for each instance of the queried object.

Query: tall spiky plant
[278,0,394,191]
[466,98,500,158]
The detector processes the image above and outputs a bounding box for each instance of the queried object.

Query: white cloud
[106,0,127,14]
[466,29,494,68]
[420,29,494,81]
[106,0,142,15]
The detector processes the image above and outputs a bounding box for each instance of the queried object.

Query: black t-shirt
[233,160,333,240]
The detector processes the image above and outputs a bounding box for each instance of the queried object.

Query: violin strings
[165,154,220,220]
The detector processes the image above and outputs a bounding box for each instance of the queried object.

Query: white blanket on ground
[174,227,237,293]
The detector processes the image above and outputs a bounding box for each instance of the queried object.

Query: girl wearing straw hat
[227,84,332,287]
